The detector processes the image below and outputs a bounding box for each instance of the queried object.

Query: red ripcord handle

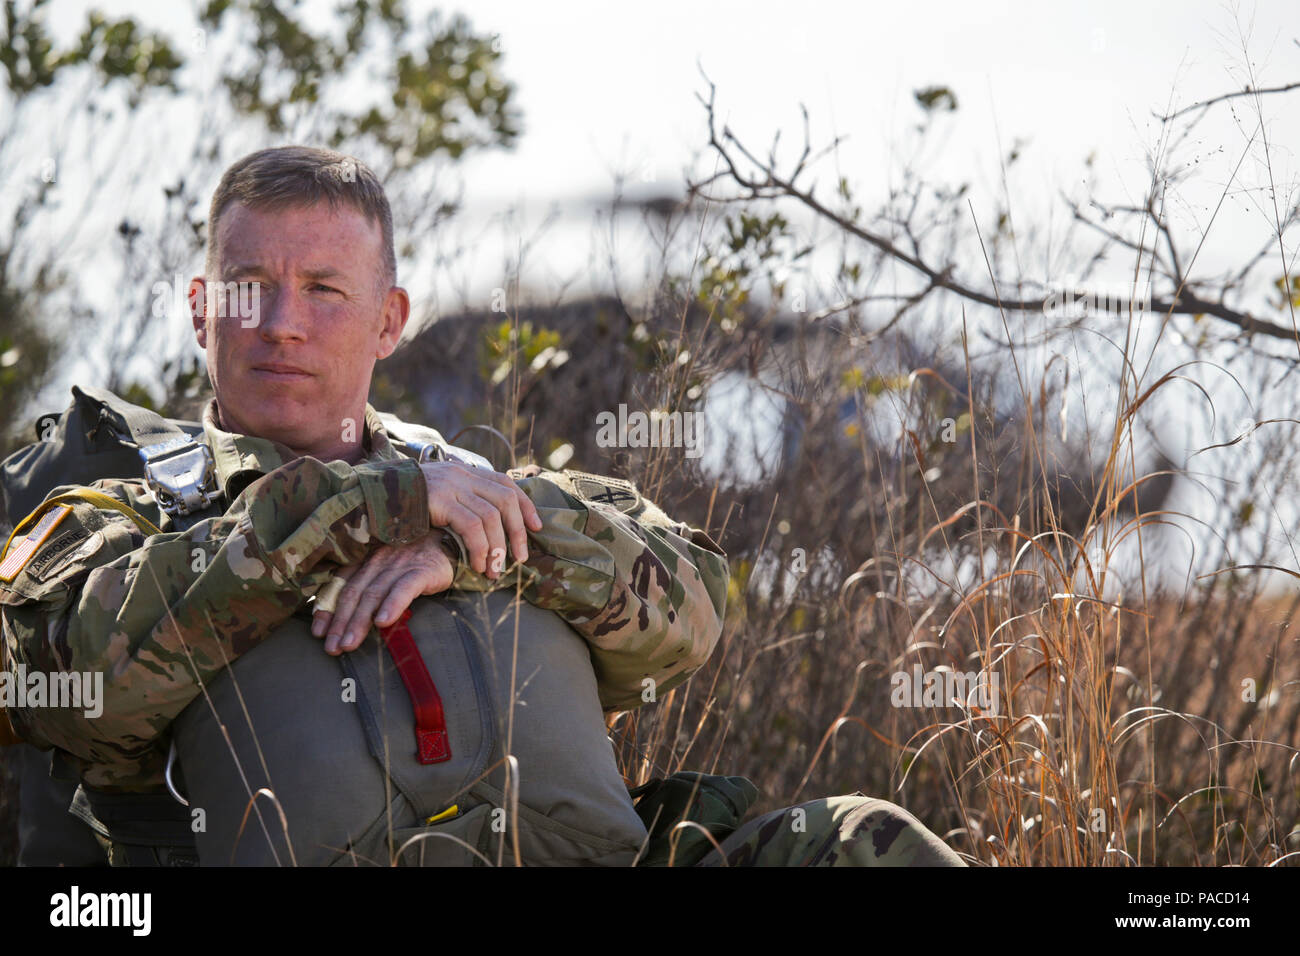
[377,608,451,764]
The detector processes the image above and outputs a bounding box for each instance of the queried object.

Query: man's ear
[375,285,410,360]
[190,277,208,347]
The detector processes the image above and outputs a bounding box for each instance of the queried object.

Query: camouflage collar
[201,399,403,500]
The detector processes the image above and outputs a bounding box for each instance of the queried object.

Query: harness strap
[77,385,191,449]
[77,385,218,518]
[377,608,451,765]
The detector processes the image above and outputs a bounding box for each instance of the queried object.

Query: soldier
[0,146,963,866]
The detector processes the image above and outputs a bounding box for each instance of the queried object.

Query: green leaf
[914,85,958,112]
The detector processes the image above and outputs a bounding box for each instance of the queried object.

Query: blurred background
[1,0,1298,865]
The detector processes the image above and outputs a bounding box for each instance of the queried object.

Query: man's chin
[220,392,318,446]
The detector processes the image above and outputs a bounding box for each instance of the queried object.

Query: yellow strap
[425,804,460,826]
[0,489,163,740]
[1,489,163,562]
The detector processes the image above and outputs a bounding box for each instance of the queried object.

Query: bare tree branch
[1158,80,1300,122]
[690,78,1300,345]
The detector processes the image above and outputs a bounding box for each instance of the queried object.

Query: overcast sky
[365,0,1298,324]
[46,0,1298,307]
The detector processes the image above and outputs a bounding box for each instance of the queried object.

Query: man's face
[191,201,408,458]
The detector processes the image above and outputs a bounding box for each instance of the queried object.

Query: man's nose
[257,283,310,342]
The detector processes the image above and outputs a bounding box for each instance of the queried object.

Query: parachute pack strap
[75,386,217,518]
[1,490,163,566]
[377,608,452,765]
[75,385,187,449]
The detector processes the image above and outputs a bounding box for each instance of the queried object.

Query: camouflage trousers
[697,794,966,867]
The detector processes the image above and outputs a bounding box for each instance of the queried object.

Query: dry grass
[582,293,1300,868]
[3,300,1297,868]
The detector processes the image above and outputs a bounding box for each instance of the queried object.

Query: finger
[312,608,333,639]
[472,479,531,564]
[373,568,429,628]
[480,470,543,532]
[327,560,381,647]
[312,568,356,637]
[446,502,490,575]
[326,554,388,654]
[374,541,456,627]
[461,493,508,578]
[336,568,406,654]
[503,497,529,565]
[522,490,543,532]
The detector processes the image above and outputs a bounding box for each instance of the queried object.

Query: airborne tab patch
[24,528,83,581]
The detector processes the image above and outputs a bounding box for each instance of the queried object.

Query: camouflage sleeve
[0,455,429,788]
[445,469,729,712]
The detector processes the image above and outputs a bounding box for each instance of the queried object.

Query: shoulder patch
[24,528,83,581]
[568,473,642,514]
[31,530,105,583]
[0,505,73,582]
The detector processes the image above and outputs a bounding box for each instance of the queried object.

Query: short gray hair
[206,146,396,291]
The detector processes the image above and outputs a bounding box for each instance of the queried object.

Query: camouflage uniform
[2,398,961,865]
[1,399,727,789]
[701,796,965,866]
[631,772,965,867]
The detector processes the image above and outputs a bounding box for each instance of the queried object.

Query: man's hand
[312,534,456,655]
[420,460,542,575]
[312,462,544,655]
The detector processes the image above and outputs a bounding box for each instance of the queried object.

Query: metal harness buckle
[411,440,446,464]
[409,439,491,470]
[140,436,219,518]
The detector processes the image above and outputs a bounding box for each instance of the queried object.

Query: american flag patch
[0,505,73,583]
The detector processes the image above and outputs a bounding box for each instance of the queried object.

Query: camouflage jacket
[0,400,729,790]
